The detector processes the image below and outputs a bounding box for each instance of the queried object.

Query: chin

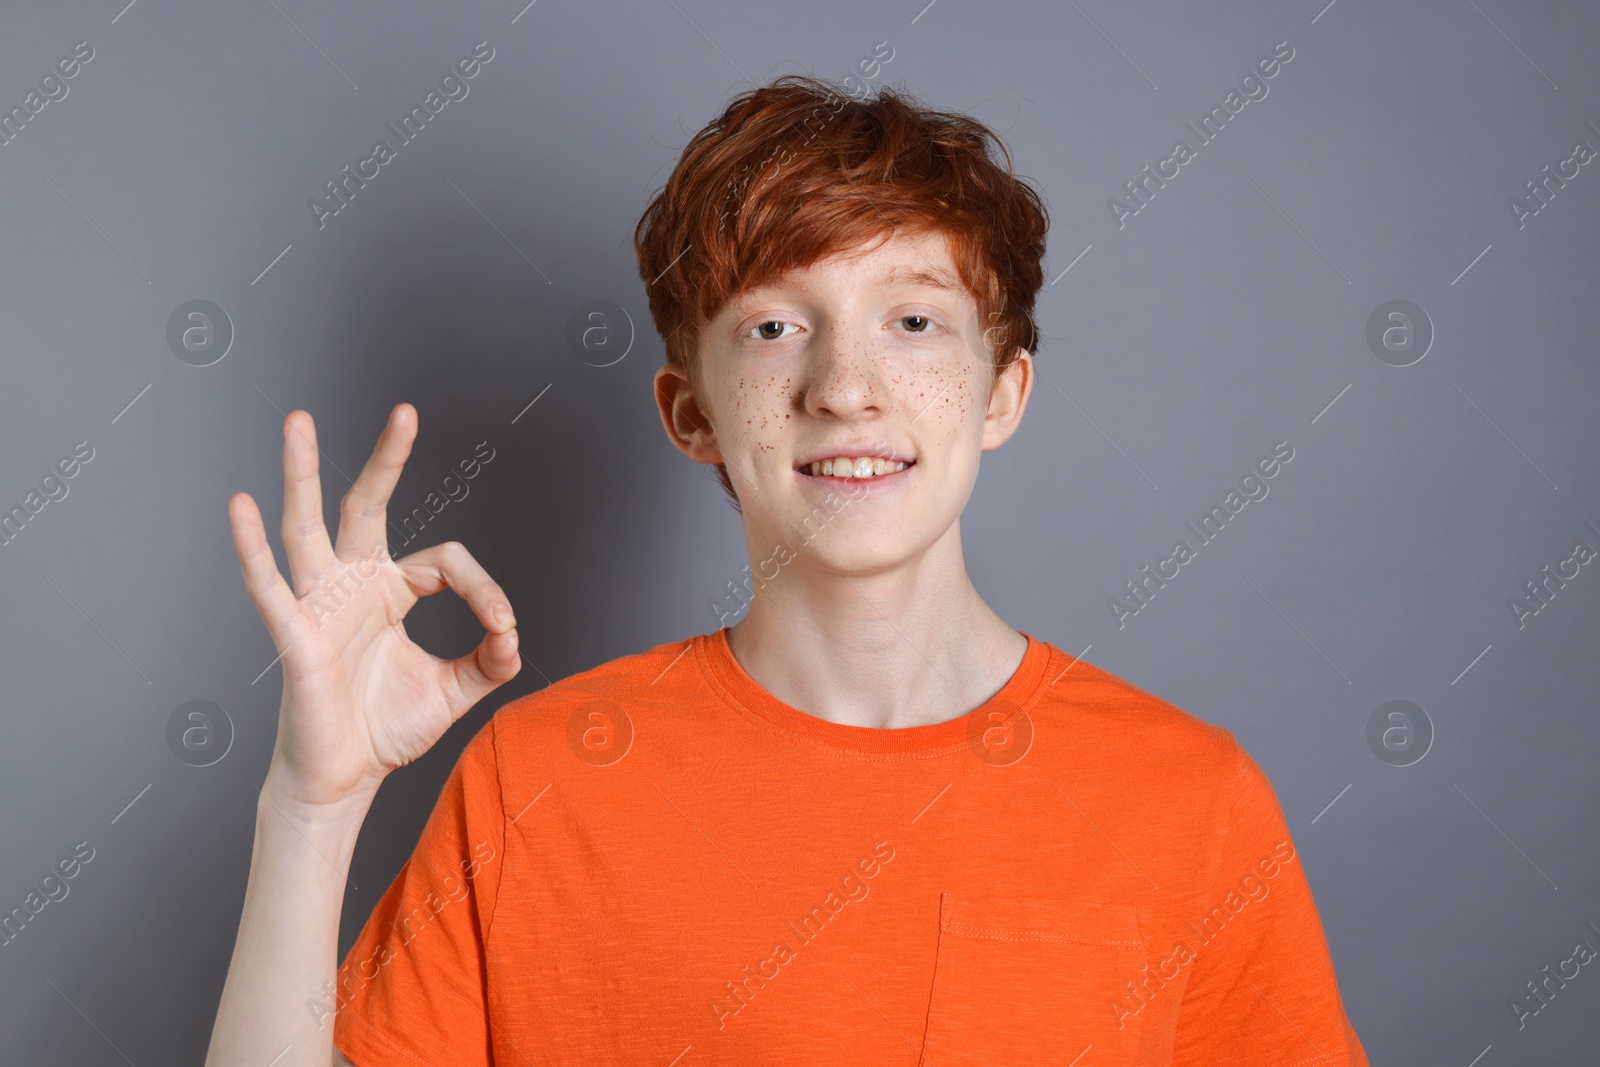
[808,549,914,579]
[800,524,929,574]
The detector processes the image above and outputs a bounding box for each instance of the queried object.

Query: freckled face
[681,227,1030,573]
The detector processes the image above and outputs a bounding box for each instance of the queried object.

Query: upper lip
[793,443,916,469]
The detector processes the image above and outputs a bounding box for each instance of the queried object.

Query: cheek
[723,371,797,454]
[894,360,980,440]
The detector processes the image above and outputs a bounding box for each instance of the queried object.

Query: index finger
[334,403,418,561]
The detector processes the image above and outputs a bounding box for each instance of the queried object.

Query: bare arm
[206,404,520,1067]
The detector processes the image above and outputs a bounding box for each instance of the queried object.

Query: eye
[897,314,938,333]
[748,320,799,341]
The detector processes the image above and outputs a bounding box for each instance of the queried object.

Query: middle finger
[280,409,339,597]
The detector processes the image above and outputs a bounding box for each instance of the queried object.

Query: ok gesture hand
[227,403,520,808]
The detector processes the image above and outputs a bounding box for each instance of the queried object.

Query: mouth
[793,455,916,481]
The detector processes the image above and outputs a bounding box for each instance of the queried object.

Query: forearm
[206,768,377,1067]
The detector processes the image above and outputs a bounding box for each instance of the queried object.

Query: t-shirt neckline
[694,626,1052,758]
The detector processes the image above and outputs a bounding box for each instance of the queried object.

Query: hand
[228,403,520,808]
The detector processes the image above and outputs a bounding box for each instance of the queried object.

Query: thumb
[445,625,522,716]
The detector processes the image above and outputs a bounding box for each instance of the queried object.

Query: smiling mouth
[795,457,915,479]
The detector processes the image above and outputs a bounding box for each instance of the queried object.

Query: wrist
[258,762,382,829]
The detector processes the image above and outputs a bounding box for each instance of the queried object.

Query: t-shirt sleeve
[331,716,507,1067]
[1170,744,1369,1067]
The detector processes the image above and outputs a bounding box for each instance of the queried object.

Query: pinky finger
[228,492,301,640]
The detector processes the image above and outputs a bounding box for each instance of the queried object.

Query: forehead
[732,227,967,307]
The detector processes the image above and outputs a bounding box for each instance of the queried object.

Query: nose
[803,323,887,420]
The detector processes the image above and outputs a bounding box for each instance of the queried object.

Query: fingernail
[495,604,514,629]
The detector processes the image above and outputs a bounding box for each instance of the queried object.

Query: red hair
[633,73,1049,504]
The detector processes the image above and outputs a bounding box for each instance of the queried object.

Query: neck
[726,522,1027,730]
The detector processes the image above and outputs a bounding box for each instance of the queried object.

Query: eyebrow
[878,265,961,291]
[729,263,963,314]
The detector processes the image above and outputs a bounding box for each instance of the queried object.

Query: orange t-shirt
[331,629,1368,1066]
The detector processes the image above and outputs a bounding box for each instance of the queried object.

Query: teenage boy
[207,74,1368,1066]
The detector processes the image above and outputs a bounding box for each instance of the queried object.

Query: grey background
[1,0,1596,1062]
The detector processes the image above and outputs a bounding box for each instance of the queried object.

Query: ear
[654,361,723,464]
[981,348,1033,451]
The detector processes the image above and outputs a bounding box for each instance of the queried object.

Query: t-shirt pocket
[917,894,1152,1067]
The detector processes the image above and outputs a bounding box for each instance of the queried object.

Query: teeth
[806,457,910,478]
